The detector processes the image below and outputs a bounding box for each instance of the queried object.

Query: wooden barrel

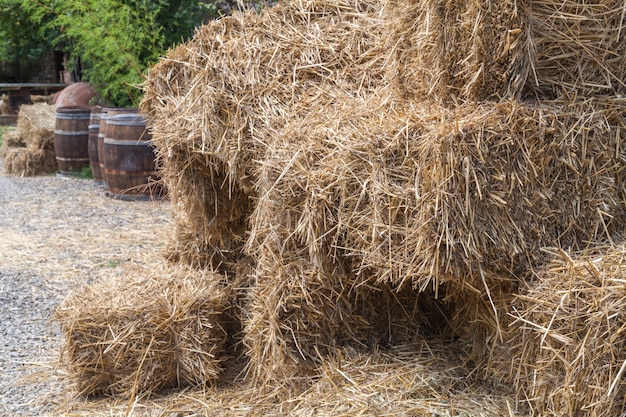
[54,106,92,175]
[88,107,103,184]
[97,107,137,186]
[102,114,162,200]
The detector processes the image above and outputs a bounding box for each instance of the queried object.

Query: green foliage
[77,165,93,179]
[0,0,57,63]
[1,0,219,107]
[19,0,163,107]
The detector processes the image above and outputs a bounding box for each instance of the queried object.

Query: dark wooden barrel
[97,108,137,186]
[102,113,162,200]
[54,106,92,175]
[88,107,103,184]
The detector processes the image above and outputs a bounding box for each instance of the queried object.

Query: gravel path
[0,160,171,416]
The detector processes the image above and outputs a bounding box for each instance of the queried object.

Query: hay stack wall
[1,103,57,176]
[243,96,442,385]
[244,94,626,374]
[143,0,626,398]
[252,96,626,289]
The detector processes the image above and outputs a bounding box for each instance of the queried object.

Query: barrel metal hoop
[103,168,157,176]
[103,138,152,146]
[55,130,90,135]
[56,156,90,162]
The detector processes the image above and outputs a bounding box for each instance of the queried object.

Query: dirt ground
[0,158,172,416]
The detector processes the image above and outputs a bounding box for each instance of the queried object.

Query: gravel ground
[0,159,171,417]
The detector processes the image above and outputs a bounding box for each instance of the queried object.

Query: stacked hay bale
[385,0,626,102]
[55,262,229,398]
[488,246,626,417]
[247,92,626,367]
[382,3,626,415]
[141,0,626,393]
[142,0,388,270]
[1,103,58,176]
[383,0,530,103]
[144,0,414,387]
[525,0,626,98]
[140,0,626,413]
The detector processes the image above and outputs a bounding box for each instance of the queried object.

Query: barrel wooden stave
[97,107,137,186]
[88,107,103,183]
[54,106,92,175]
[102,113,162,200]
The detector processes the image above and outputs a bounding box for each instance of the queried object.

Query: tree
[0,0,57,72]
[0,0,217,106]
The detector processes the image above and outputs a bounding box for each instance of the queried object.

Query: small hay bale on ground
[1,103,57,176]
[2,147,57,177]
[15,102,56,150]
[493,245,626,417]
[55,262,229,398]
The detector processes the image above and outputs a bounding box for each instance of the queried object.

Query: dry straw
[383,0,529,103]
[54,343,520,416]
[242,94,626,383]
[54,262,229,398]
[141,0,388,268]
[384,0,626,102]
[490,245,626,417]
[139,0,626,412]
[1,103,57,176]
[251,95,626,289]
[525,0,626,98]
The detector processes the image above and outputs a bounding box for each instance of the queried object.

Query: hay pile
[526,0,626,98]
[1,103,58,176]
[70,0,626,413]
[253,96,626,288]
[489,246,626,417]
[241,93,626,379]
[55,262,229,398]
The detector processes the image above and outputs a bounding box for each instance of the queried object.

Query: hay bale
[141,0,626,394]
[1,103,57,176]
[1,130,26,152]
[412,97,626,285]
[141,0,387,268]
[240,94,626,379]
[385,0,626,102]
[383,0,528,103]
[494,246,626,417]
[252,95,626,290]
[54,263,228,398]
[2,147,57,176]
[15,102,56,150]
